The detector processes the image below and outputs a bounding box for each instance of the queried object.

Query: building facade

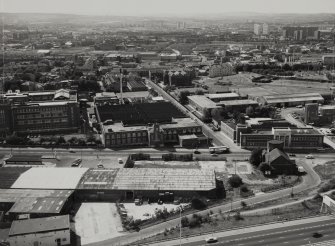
[8,215,71,246]
[12,101,80,134]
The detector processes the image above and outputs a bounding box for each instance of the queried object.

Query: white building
[262,23,269,35]
[254,24,262,35]
[8,215,71,246]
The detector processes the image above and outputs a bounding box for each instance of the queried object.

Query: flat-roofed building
[160,118,202,144]
[205,93,240,102]
[259,93,324,107]
[94,92,119,106]
[240,127,323,150]
[102,123,149,148]
[4,155,42,166]
[218,99,259,112]
[188,95,221,119]
[8,215,71,246]
[12,101,80,134]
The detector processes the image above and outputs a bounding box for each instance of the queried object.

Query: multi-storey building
[12,101,80,134]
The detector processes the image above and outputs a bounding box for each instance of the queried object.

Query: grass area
[314,161,335,180]
[134,197,322,245]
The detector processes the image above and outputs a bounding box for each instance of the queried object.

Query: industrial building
[240,127,323,150]
[76,168,218,201]
[259,93,324,107]
[0,189,74,220]
[217,99,259,112]
[8,215,71,246]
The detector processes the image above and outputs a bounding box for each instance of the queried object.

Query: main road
[145,79,248,152]
[149,216,335,246]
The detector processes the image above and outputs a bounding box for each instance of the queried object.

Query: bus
[209,146,229,154]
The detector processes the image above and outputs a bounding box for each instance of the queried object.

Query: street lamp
[179,206,183,246]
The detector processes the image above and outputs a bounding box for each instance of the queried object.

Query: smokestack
[120,69,123,104]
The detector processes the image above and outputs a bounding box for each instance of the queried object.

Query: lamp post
[179,206,182,246]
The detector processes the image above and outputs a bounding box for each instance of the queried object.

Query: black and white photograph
[0,0,335,245]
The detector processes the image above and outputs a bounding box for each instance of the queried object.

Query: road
[151,216,335,246]
[145,79,247,152]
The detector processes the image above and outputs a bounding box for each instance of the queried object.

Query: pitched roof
[267,148,291,164]
[9,215,69,237]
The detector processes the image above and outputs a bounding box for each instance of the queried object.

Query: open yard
[73,203,127,245]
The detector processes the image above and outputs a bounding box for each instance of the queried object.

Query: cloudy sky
[2,0,335,16]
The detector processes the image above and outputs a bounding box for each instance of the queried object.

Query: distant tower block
[305,103,319,124]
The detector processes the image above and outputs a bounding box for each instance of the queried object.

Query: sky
[1,0,335,16]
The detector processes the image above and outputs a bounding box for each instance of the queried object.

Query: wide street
[150,216,335,246]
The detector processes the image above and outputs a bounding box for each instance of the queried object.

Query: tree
[245,106,254,117]
[228,175,243,188]
[179,90,190,105]
[259,162,272,175]
[56,137,66,145]
[249,148,263,167]
[6,135,26,145]
[194,89,204,95]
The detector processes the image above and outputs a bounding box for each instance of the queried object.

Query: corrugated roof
[77,168,216,191]
[263,93,324,104]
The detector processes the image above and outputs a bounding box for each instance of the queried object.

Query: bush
[191,198,207,210]
[181,217,189,227]
[228,175,243,188]
[240,184,249,193]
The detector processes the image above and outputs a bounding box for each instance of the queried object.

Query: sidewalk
[149,215,335,246]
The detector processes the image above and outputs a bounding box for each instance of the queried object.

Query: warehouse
[259,93,324,107]
[0,189,74,220]
[3,155,43,166]
[11,167,88,190]
[76,168,218,201]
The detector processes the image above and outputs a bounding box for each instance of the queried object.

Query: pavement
[148,216,335,246]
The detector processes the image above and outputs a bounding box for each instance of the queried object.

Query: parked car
[194,150,200,154]
[305,154,314,159]
[97,164,104,168]
[289,153,296,157]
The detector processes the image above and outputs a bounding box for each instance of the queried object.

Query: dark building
[266,148,297,175]
[12,101,80,134]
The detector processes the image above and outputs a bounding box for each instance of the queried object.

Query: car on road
[97,164,104,168]
[194,150,200,154]
[205,237,218,243]
[289,153,296,157]
[312,232,323,238]
[211,153,218,157]
[69,150,76,153]
[305,154,314,159]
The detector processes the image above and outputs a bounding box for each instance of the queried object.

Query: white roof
[11,168,88,190]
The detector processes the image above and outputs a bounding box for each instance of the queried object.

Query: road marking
[283,242,289,244]
[298,233,304,235]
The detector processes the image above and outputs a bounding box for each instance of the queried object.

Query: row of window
[105,131,148,139]
[17,119,68,125]
[16,113,67,119]
[106,137,148,146]
[15,106,67,113]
